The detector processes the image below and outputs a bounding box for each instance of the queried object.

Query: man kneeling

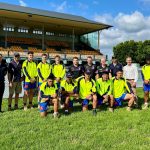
[96,71,114,112]
[60,72,79,115]
[112,69,135,111]
[77,70,97,115]
[39,75,59,118]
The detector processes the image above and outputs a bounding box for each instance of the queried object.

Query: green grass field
[0,88,150,150]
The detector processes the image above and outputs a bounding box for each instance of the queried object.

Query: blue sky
[0,0,150,56]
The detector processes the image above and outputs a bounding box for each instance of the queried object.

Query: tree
[113,40,150,66]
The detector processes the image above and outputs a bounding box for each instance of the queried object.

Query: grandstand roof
[0,2,112,35]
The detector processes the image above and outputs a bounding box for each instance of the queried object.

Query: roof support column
[5,19,7,48]
[42,25,45,51]
[98,30,100,50]
[72,28,75,51]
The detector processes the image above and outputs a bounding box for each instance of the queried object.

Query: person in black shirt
[0,54,7,112]
[8,53,23,110]
[96,57,110,80]
[83,56,97,79]
[109,56,122,77]
[68,57,84,80]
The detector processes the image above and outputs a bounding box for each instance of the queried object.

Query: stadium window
[33,30,43,35]
[46,32,54,36]
[18,28,28,33]
[3,26,14,32]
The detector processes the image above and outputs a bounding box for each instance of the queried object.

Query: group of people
[0,51,150,118]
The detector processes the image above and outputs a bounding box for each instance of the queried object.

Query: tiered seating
[46,41,70,48]
[7,37,41,45]
[63,49,79,54]
[80,50,101,55]
[10,46,23,51]
[46,48,59,53]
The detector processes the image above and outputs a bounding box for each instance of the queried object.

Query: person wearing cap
[83,56,97,80]
[68,57,84,81]
[37,53,51,108]
[39,75,59,118]
[111,69,135,111]
[22,51,37,110]
[123,56,138,106]
[77,70,97,115]
[8,52,23,111]
[96,57,111,80]
[109,56,123,78]
[96,71,114,112]
[0,54,7,113]
[60,72,78,115]
[141,55,150,109]
[51,55,66,89]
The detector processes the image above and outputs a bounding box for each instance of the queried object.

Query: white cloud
[19,0,27,7]
[94,11,150,57]
[56,1,67,12]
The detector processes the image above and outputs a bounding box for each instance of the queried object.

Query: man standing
[0,54,7,112]
[68,57,84,81]
[109,56,122,78]
[37,53,51,108]
[96,57,110,80]
[8,53,22,111]
[22,51,37,110]
[77,70,97,115]
[51,55,66,88]
[141,55,150,109]
[123,57,138,105]
[84,56,97,80]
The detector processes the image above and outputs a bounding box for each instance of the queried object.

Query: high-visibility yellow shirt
[96,78,112,96]
[60,79,77,92]
[111,77,131,98]
[51,63,66,79]
[77,77,96,99]
[37,62,51,83]
[40,82,58,103]
[22,60,37,82]
[142,65,150,80]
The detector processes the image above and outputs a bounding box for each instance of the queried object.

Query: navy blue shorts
[143,84,150,92]
[115,93,126,106]
[24,82,36,91]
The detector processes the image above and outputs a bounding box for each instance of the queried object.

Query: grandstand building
[0,2,111,64]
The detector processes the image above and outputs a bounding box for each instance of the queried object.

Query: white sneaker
[60,104,64,109]
[109,107,114,113]
[53,112,59,118]
[143,103,149,110]
[24,106,28,111]
[127,107,132,111]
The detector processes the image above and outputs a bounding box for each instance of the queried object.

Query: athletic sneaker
[92,109,97,116]
[53,112,59,118]
[109,107,114,113]
[127,106,132,111]
[143,103,149,110]
[24,105,28,111]
[64,110,70,115]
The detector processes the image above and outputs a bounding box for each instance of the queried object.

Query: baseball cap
[66,72,73,78]
[85,70,91,76]
[14,52,20,57]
